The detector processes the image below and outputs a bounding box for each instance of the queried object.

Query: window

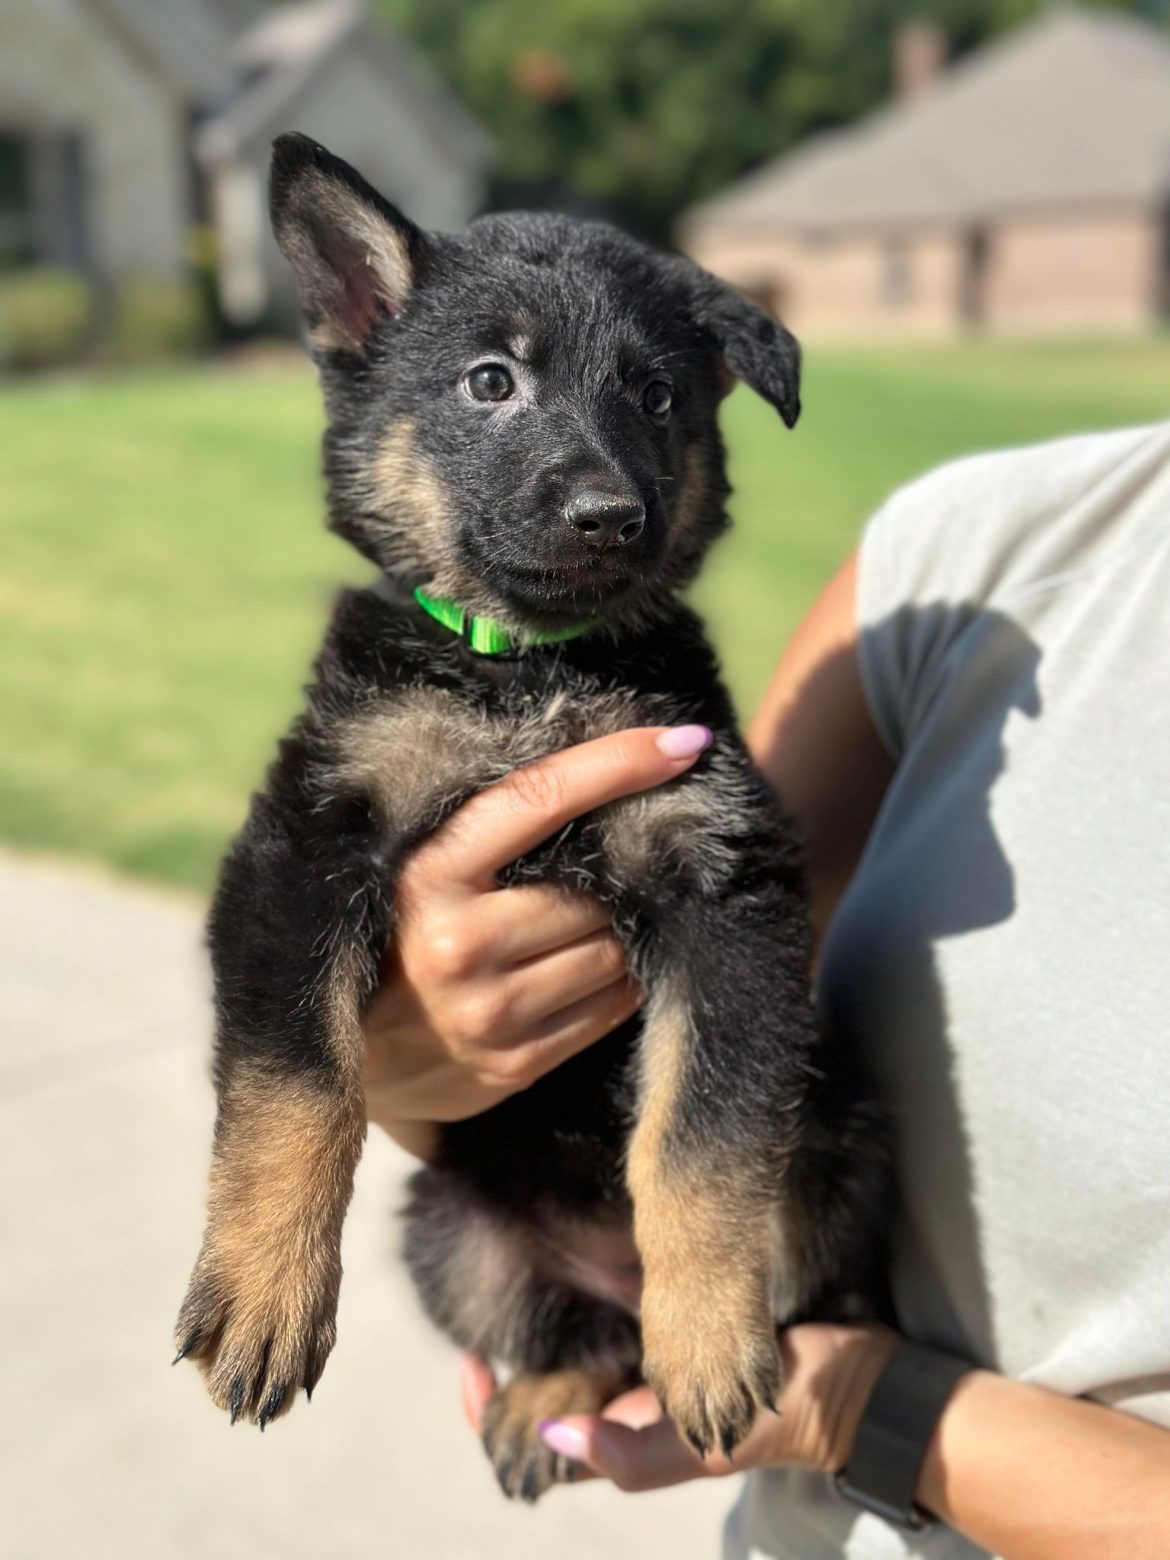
[0,134,34,265]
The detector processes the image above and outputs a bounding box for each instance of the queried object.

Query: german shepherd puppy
[175,134,887,1501]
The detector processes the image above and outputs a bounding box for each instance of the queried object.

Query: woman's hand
[458,1323,899,1492]
[362,724,714,1159]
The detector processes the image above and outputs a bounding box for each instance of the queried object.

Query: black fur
[176,133,888,1492]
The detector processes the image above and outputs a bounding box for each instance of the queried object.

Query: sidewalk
[0,850,733,1560]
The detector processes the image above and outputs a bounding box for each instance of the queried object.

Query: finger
[415,725,713,891]
[458,1353,496,1435]
[471,886,616,965]
[508,977,643,1079]
[539,1413,707,1493]
[498,931,629,1033]
[598,1384,665,1431]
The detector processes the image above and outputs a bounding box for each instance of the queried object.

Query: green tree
[375,0,1168,239]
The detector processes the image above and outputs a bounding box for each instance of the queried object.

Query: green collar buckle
[412,587,596,657]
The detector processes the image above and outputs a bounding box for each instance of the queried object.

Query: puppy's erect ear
[269,133,428,354]
[692,273,802,429]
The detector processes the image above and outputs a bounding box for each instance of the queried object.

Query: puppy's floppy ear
[269,133,428,354]
[692,273,802,429]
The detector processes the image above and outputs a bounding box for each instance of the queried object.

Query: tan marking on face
[504,311,536,361]
[626,983,781,1456]
[372,417,453,574]
[667,442,710,563]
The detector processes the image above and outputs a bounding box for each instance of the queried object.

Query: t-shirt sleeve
[855,462,991,762]
[855,425,1169,760]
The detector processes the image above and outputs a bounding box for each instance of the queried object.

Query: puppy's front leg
[175,800,382,1426]
[617,770,818,1459]
[176,1053,365,1425]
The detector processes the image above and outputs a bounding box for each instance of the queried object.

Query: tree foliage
[374,0,1166,239]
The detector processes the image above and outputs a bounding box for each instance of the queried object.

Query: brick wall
[981,209,1161,334]
[685,206,1164,339]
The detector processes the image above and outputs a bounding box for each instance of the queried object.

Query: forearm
[918,1369,1170,1559]
[744,554,893,950]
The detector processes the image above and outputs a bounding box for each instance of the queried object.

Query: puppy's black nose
[564,488,646,547]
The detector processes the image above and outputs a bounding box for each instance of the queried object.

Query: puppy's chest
[329,681,742,890]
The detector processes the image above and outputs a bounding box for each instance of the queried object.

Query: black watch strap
[835,1342,972,1531]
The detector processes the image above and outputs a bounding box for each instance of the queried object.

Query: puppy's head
[270,134,800,632]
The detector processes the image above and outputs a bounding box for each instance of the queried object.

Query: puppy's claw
[644,1307,782,1462]
[488,1447,516,1499]
[303,1347,327,1403]
[174,1235,341,1428]
[172,1329,200,1366]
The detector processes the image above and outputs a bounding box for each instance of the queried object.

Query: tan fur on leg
[627,987,782,1459]
[175,1066,365,1425]
[176,958,368,1425]
[481,1367,628,1502]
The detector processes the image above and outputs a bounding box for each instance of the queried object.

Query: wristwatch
[835,1341,973,1531]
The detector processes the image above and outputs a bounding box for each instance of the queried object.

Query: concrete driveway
[0,849,734,1559]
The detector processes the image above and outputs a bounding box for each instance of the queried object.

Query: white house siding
[0,0,190,281]
[240,45,483,320]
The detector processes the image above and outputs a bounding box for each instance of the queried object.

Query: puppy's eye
[466,364,514,402]
[643,380,672,417]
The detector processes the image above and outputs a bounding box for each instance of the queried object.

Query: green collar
[413,587,596,656]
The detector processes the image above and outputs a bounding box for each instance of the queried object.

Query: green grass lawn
[2,337,1168,892]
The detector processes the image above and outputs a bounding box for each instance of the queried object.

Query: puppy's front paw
[481,1369,622,1503]
[174,1229,341,1428]
[640,1266,780,1460]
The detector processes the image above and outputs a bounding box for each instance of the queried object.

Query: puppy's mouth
[466,528,654,615]
[502,554,643,611]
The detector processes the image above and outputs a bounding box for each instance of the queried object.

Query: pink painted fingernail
[656,724,713,760]
[538,1419,588,1459]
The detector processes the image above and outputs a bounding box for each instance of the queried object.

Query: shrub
[0,267,92,370]
[106,277,210,361]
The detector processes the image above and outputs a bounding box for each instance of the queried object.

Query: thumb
[538,1413,708,1493]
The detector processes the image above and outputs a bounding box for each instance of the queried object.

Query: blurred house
[680,8,1170,339]
[0,0,490,327]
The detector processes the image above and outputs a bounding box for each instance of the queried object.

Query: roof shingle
[682,8,1170,236]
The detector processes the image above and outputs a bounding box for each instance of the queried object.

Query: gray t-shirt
[725,423,1170,1560]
